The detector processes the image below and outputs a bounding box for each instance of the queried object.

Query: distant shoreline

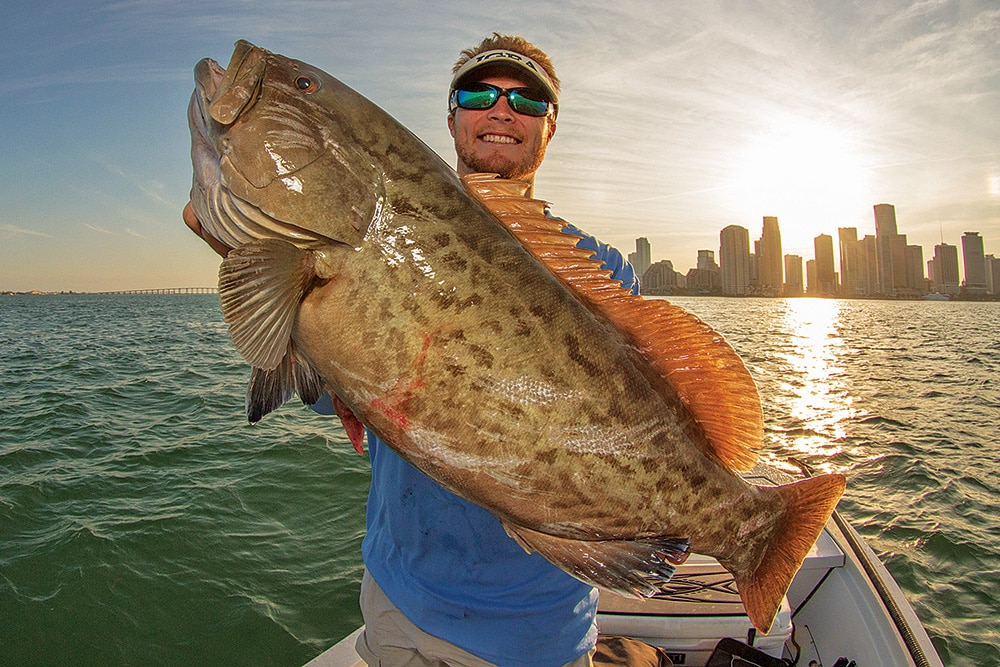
[1,288,218,296]
[4,289,997,302]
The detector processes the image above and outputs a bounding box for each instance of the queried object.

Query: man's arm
[183,202,232,258]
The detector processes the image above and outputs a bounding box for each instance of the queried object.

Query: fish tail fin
[726,473,846,633]
[503,523,690,597]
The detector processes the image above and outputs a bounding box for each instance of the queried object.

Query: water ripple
[3,294,998,664]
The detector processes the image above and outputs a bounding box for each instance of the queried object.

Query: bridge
[101,287,218,295]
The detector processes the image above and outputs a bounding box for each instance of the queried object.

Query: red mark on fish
[370,333,433,432]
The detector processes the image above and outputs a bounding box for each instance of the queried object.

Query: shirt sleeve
[559,220,640,296]
[310,391,336,415]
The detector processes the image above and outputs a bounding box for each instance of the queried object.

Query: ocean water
[0,294,997,665]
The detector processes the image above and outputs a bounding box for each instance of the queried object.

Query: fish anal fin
[502,522,690,598]
[219,238,315,371]
[463,174,763,472]
[726,473,847,633]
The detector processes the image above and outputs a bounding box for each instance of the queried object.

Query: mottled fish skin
[188,40,846,633]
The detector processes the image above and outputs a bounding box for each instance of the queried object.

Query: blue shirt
[321,223,637,666]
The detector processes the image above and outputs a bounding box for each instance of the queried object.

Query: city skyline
[636,202,1000,298]
[2,2,998,292]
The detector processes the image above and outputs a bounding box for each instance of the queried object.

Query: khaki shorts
[355,570,594,667]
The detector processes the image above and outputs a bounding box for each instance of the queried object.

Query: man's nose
[488,96,516,121]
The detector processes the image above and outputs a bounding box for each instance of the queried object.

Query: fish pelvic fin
[331,394,366,455]
[463,173,762,472]
[219,238,315,371]
[245,342,324,423]
[502,522,690,597]
[726,473,847,633]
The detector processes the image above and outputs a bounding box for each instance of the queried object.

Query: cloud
[97,158,178,208]
[0,224,52,238]
[84,223,117,235]
[137,180,174,208]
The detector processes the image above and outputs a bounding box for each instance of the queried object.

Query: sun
[730,116,872,257]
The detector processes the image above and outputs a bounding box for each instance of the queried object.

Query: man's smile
[480,133,520,145]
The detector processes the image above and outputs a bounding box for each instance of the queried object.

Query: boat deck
[304,465,942,667]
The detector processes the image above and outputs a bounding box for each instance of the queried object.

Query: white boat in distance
[305,465,943,667]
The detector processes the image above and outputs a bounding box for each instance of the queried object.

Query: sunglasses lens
[454,86,499,110]
[508,91,550,116]
[452,83,552,117]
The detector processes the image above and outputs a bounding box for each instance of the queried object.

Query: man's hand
[183,202,233,258]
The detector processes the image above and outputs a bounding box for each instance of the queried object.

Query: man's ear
[447,112,456,138]
[547,120,557,142]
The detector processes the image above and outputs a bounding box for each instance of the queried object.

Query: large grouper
[187,40,846,633]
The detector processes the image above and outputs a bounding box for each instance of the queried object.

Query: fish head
[188,40,387,249]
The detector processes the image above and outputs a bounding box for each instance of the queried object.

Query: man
[185,33,638,667]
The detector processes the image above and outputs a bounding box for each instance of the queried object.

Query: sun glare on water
[765,298,863,475]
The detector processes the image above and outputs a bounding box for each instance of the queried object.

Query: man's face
[448,74,556,182]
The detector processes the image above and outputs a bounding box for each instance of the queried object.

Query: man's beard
[457,143,547,182]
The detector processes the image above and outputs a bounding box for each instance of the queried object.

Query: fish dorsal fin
[463,173,762,471]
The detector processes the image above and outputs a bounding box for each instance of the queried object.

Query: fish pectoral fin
[219,238,315,371]
[244,344,324,423]
[502,522,690,598]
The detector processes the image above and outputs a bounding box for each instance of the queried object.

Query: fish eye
[295,75,318,93]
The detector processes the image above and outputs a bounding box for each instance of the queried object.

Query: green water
[1,294,997,665]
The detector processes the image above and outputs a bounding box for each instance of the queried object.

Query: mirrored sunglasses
[449,82,556,118]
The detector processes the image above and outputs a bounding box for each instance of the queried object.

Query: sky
[2,0,998,292]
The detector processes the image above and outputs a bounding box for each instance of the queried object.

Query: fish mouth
[195,40,265,126]
[187,43,325,249]
[187,53,231,190]
[187,66,222,215]
[190,40,324,191]
[189,39,261,141]
[187,57,224,210]
[194,56,227,103]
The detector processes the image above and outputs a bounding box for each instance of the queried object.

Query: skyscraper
[697,250,719,271]
[874,203,898,296]
[720,225,751,296]
[986,255,1000,295]
[904,245,926,296]
[961,231,987,294]
[814,234,836,295]
[933,243,960,295]
[628,237,651,279]
[784,255,804,296]
[859,235,878,296]
[758,216,783,296]
[838,227,861,297]
[890,234,910,294]
[641,260,680,294]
